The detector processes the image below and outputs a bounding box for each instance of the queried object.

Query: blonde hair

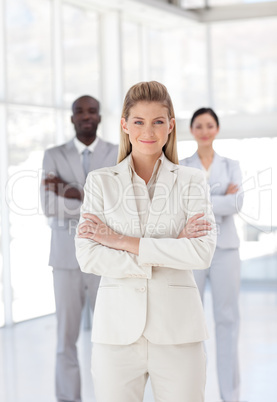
[117,81,179,164]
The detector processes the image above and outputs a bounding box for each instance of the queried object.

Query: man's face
[71,96,101,140]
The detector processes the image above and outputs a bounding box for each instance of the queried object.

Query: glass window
[7,106,56,165]
[7,106,56,322]
[63,110,75,142]
[122,21,141,94]
[0,218,3,327]
[158,25,208,119]
[63,4,100,107]
[122,21,208,122]
[139,24,207,121]
[6,0,52,105]
[148,28,164,83]
[211,18,277,114]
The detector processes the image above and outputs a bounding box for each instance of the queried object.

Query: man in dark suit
[40,95,118,402]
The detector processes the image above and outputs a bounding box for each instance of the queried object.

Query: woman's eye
[155,120,163,124]
[134,121,143,125]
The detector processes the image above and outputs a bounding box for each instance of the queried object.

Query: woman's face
[121,101,175,160]
[190,113,219,147]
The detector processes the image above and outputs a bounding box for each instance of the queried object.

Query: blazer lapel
[208,152,223,186]
[189,152,203,170]
[188,152,224,187]
[63,139,86,184]
[110,157,142,238]
[90,138,106,171]
[144,158,178,238]
[109,156,178,239]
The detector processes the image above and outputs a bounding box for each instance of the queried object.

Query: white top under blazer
[75,154,217,345]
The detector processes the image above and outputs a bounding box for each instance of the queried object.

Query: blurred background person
[40,95,118,402]
[180,107,244,402]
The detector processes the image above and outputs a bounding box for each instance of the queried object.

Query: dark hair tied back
[190,107,219,128]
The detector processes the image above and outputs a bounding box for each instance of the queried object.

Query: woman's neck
[131,152,161,184]
[197,147,214,170]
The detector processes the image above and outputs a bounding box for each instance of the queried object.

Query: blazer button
[140,287,146,292]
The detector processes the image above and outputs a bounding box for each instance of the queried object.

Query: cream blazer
[75,155,216,345]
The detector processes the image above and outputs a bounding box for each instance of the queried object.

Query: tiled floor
[0,281,276,402]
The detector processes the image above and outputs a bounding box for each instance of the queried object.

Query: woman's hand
[225,183,239,195]
[78,213,140,255]
[78,213,123,249]
[78,212,211,253]
[178,213,211,239]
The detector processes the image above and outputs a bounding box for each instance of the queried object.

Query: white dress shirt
[74,136,99,162]
[128,153,164,236]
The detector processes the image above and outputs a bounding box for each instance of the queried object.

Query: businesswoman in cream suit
[75,82,217,402]
[180,108,244,402]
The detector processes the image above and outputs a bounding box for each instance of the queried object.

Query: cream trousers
[91,336,206,402]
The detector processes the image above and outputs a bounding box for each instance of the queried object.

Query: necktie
[82,148,91,177]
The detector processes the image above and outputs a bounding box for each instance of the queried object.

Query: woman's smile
[121,101,175,161]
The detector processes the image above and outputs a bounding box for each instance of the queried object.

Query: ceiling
[66,0,277,25]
